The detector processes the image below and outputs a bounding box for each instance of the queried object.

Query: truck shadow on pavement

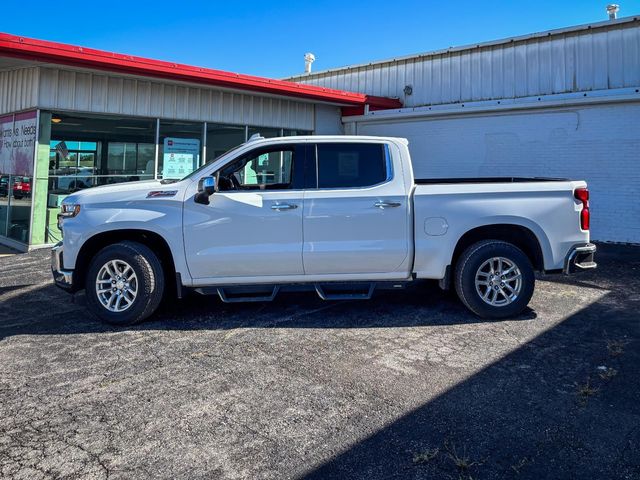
[0,280,536,340]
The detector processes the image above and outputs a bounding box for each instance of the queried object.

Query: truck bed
[411,177,587,279]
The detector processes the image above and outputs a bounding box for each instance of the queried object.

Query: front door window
[217,147,297,191]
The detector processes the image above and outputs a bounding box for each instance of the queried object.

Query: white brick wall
[356,102,640,243]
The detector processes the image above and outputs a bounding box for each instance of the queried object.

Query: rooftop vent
[304,53,316,74]
[606,4,620,20]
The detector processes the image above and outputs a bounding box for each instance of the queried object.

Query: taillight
[574,187,590,230]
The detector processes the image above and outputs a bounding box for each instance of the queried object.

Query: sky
[1,0,638,78]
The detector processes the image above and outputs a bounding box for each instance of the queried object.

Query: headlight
[60,204,81,218]
[58,204,81,233]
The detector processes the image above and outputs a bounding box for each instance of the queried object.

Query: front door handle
[374,201,401,209]
[271,203,298,211]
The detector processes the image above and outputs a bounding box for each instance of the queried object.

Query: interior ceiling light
[51,117,62,123]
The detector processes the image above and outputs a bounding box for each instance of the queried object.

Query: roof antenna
[304,53,316,74]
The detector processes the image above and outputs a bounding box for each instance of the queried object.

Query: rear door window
[316,143,388,189]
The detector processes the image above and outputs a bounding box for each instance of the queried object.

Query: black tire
[454,240,535,319]
[85,241,165,326]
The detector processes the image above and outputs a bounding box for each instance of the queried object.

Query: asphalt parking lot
[0,244,638,479]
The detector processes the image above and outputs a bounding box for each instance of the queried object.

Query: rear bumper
[51,242,74,291]
[563,243,597,274]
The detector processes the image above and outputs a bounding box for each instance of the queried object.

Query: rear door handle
[271,203,298,211]
[374,201,401,209]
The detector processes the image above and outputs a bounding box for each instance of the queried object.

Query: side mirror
[195,176,216,205]
[203,176,216,195]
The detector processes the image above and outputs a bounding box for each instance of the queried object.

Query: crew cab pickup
[52,135,596,325]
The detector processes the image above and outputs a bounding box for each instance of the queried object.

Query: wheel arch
[452,224,546,274]
[74,229,177,293]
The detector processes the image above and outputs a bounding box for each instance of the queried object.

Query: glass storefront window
[49,141,99,191]
[158,121,203,180]
[0,114,12,239]
[107,142,155,178]
[205,124,246,163]
[0,111,37,245]
[49,114,156,197]
[283,129,312,136]
[248,126,281,139]
[44,114,156,243]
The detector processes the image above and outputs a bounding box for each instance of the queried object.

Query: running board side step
[315,283,376,300]
[216,286,280,303]
[194,281,383,303]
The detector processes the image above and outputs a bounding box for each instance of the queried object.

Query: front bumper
[51,242,74,291]
[563,243,597,274]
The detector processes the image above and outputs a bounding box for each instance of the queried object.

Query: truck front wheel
[454,240,535,319]
[85,241,165,326]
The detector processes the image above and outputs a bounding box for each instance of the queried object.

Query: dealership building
[0,33,399,250]
[1,14,639,250]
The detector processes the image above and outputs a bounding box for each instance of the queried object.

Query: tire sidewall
[456,241,535,319]
[85,243,163,326]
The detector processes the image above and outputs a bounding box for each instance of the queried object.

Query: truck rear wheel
[85,241,164,326]
[454,240,535,319]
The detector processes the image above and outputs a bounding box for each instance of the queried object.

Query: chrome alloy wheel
[95,260,138,312]
[474,256,522,307]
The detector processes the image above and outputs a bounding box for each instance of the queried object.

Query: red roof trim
[0,32,401,109]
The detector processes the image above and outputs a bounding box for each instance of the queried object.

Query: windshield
[171,143,246,183]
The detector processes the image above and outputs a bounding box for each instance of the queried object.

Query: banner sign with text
[0,111,37,177]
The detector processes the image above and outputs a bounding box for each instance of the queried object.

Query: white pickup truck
[52,135,596,325]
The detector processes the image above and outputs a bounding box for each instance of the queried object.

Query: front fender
[61,202,188,279]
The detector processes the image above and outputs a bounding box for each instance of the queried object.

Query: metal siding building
[289,17,640,243]
[287,17,640,107]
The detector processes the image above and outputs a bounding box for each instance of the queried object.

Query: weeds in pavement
[576,377,599,405]
[511,457,531,474]
[606,339,628,357]
[598,367,618,381]
[412,447,440,465]
[445,440,482,472]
